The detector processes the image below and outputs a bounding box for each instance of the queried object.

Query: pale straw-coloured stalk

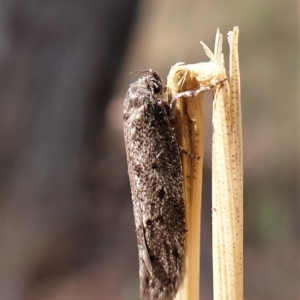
[212,27,243,300]
[166,27,242,300]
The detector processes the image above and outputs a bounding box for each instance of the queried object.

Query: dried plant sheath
[123,70,185,300]
[167,58,225,300]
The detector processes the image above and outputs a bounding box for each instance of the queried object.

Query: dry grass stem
[166,27,242,300]
[212,27,243,300]
[166,33,226,300]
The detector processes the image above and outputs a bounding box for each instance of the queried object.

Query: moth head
[129,69,166,96]
[147,69,165,96]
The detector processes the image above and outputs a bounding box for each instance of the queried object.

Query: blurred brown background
[0,1,298,300]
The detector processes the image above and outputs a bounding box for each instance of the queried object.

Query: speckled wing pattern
[123,70,185,300]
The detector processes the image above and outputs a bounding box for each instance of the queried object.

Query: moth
[123,69,185,300]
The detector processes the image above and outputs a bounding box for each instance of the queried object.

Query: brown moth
[123,69,185,300]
